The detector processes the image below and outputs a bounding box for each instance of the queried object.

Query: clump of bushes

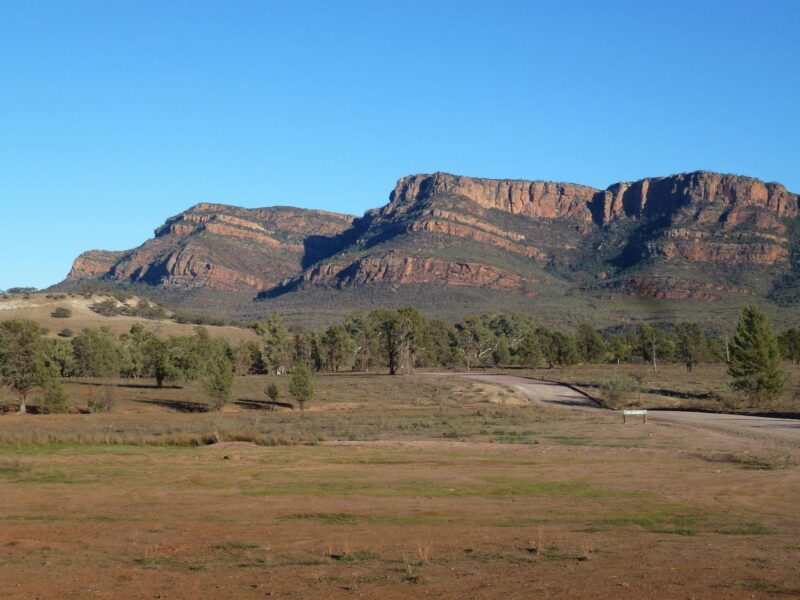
[90,298,167,320]
[51,306,72,318]
[174,310,231,327]
[599,374,640,408]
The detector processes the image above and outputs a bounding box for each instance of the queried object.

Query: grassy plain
[0,373,799,598]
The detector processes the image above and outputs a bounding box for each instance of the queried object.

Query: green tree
[728,304,786,406]
[373,307,429,375]
[577,323,606,363]
[519,332,543,369]
[778,328,800,364]
[607,336,630,365]
[549,332,579,367]
[288,365,315,411]
[321,324,352,372]
[40,378,69,414]
[675,322,707,372]
[253,316,288,374]
[71,327,121,377]
[492,337,511,366]
[265,382,280,403]
[0,319,54,413]
[147,337,173,387]
[343,312,379,371]
[233,341,255,375]
[454,317,495,372]
[201,346,235,411]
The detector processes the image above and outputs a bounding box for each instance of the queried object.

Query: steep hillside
[67,204,356,292]
[59,171,800,326]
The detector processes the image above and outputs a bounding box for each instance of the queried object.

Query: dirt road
[460,373,800,448]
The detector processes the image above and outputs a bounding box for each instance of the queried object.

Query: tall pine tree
[728,304,785,406]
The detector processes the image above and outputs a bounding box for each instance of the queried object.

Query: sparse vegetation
[289,365,314,411]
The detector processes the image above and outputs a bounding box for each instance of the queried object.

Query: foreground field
[0,375,799,598]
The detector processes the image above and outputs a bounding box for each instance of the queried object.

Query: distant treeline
[30,308,800,383]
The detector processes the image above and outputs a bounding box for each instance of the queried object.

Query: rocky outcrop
[613,276,752,302]
[408,219,547,259]
[68,250,127,280]
[302,252,531,293]
[646,240,789,265]
[66,204,355,292]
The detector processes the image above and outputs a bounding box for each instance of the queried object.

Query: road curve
[458,373,800,448]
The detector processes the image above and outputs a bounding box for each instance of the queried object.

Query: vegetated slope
[59,171,800,327]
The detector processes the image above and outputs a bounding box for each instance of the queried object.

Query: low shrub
[51,306,72,318]
[599,374,640,408]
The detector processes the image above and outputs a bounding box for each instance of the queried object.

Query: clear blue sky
[1,0,798,289]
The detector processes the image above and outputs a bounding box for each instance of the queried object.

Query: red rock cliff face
[68,250,127,280]
[387,172,599,221]
[387,171,798,225]
[597,171,798,223]
[66,204,355,292]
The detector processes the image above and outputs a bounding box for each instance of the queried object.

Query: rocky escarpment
[389,171,798,226]
[387,173,599,221]
[371,170,798,270]
[598,171,798,223]
[62,170,799,314]
[67,204,355,292]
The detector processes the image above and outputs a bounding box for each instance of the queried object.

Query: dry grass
[0,293,256,342]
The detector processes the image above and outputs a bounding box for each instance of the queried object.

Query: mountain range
[59,170,800,328]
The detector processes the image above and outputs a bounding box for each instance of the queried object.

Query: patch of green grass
[594,510,706,534]
[285,512,358,524]
[650,527,698,536]
[0,514,60,522]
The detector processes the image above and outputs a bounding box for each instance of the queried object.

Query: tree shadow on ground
[131,398,210,413]
[235,398,295,411]
[69,381,183,390]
